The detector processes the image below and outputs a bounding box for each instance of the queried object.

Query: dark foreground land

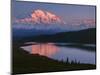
[12,42,96,74]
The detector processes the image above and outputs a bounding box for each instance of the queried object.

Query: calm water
[21,42,96,64]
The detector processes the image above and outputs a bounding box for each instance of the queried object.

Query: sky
[12,1,96,33]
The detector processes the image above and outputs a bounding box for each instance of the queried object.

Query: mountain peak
[15,9,63,24]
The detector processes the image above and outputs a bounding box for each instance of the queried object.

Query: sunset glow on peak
[15,9,63,24]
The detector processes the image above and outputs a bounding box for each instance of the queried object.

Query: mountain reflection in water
[21,43,95,64]
[32,43,59,57]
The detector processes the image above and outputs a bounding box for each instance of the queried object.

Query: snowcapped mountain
[14,9,63,24]
[12,9,96,37]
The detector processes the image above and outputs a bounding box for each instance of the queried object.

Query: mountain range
[13,28,96,44]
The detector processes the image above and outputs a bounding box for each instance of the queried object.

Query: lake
[21,42,96,64]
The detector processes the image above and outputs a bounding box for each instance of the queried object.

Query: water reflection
[21,43,59,57]
[32,43,59,57]
[21,43,96,64]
